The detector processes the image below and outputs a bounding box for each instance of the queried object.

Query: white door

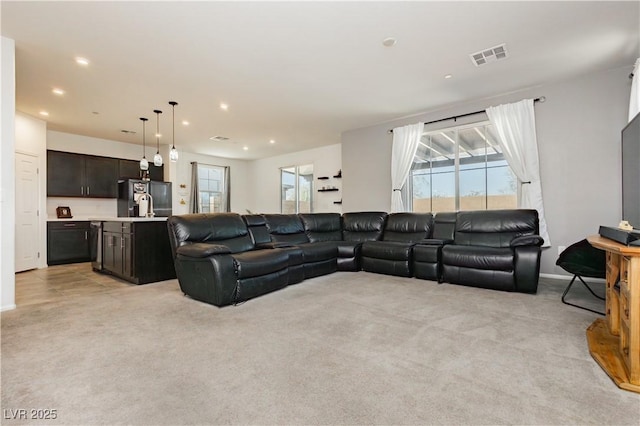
[15,152,40,272]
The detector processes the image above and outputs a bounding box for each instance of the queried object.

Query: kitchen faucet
[145,193,155,217]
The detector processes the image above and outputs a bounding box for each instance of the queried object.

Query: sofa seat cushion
[298,241,338,263]
[231,249,289,279]
[362,241,413,261]
[413,244,440,263]
[442,246,514,272]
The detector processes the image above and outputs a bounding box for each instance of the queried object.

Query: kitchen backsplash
[47,197,117,219]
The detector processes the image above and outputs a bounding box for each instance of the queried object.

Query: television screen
[622,112,640,229]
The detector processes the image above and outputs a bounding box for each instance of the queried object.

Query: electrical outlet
[558,245,566,256]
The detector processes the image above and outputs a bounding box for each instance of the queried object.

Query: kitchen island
[92,217,176,285]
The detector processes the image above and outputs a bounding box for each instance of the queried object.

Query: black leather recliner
[167,213,291,306]
[167,209,545,308]
[361,212,434,277]
[441,209,543,293]
[263,214,338,279]
[339,211,388,271]
[242,214,305,285]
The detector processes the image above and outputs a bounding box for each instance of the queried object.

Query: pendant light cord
[140,117,148,158]
[154,110,162,154]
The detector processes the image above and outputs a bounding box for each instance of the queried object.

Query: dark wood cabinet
[101,220,175,284]
[103,227,133,280]
[47,151,85,197]
[47,150,118,198]
[118,159,142,180]
[118,159,163,181]
[85,156,119,197]
[47,221,91,265]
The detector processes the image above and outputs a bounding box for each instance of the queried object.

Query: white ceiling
[2,1,639,160]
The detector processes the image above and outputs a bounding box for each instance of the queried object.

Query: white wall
[1,37,16,311]
[249,144,342,214]
[15,112,48,269]
[172,150,251,215]
[342,66,632,276]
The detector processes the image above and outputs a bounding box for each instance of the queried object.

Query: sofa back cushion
[299,213,342,242]
[167,213,254,255]
[454,209,539,248]
[433,212,457,240]
[342,212,388,242]
[263,214,310,244]
[382,212,434,243]
[242,214,271,245]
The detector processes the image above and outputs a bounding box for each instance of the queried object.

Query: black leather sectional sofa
[167,209,543,307]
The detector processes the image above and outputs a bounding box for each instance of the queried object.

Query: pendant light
[153,109,163,167]
[169,101,179,162]
[139,117,149,172]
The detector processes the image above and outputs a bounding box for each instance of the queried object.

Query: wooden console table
[587,235,640,393]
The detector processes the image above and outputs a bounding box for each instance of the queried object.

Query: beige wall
[342,66,632,276]
[414,195,516,213]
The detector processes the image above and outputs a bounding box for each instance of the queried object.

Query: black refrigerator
[117,179,173,217]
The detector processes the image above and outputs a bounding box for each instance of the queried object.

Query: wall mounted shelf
[318,188,339,192]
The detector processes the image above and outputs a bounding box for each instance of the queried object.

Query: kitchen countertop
[90,217,169,222]
[47,217,169,222]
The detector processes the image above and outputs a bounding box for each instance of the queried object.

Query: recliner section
[361,212,434,277]
[167,209,543,307]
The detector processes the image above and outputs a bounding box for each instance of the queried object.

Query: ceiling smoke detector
[469,43,508,67]
[209,136,230,142]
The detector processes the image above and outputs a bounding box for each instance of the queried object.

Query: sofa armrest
[416,238,454,246]
[255,241,295,249]
[510,235,544,247]
[176,243,232,258]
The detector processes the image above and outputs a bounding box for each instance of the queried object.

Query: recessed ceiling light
[52,88,65,95]
[220,103,229,111]
[269,139,275,144]
[75,57,90,66]
[382,37,397,47]
[39,111,49,116]
[182,120,189,126]
[444,74,453,79]
[242,146,249,151]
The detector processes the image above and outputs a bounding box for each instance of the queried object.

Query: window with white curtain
[281,164,313,213]
[197,164,227,213]
[406,121,517,213]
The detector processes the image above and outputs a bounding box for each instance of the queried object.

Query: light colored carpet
[2,272,639,425]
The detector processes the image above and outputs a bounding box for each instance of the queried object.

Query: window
[281,164,313,213]
[407,121,517,213]
[197,164,228,213]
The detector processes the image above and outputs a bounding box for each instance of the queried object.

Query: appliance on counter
[117,179,172,217]
[90,221,103,271]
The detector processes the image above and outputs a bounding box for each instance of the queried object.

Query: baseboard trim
[1,304,17,312]
[540,273,606,284]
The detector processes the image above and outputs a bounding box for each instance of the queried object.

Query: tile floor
[14,262,131,307]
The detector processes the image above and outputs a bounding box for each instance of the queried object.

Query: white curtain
[630,58,640,122]
[391,122,424,212]
[486,99,551,246]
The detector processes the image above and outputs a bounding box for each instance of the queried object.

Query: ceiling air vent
[469,43,508,67]
[209,136,230,142]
